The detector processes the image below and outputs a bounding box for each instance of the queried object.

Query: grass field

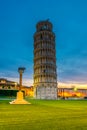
[0,99,87,130]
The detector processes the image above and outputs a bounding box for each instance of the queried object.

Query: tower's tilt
[34,20,57,99]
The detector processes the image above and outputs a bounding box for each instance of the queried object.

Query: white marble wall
[35,86,57,99]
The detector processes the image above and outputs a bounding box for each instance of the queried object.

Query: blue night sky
[0,0,87,86]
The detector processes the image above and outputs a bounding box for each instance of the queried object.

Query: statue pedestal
[10,91,31,104]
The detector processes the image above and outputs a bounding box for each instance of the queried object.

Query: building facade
[0,78,18,90]
[0,78,33,97]
[58,87,87,99]
[34,20,57,99]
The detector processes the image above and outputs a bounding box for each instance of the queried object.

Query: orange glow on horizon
[58,82,87,89]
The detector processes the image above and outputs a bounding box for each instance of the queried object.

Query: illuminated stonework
[34,20,57,99]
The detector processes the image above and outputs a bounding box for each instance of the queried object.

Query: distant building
[0,78,33,97]
[0,78,18,90]
[22,86,34,97]
[34,20,57,99]
[58,87,87,98]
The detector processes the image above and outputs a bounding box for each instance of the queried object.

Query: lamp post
[18,67,25,91]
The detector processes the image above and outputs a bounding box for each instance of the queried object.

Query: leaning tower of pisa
[34,20,57,99]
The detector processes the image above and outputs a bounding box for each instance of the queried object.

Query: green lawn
[0,99,87,130]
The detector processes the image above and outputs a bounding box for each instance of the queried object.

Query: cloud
[57,50,87,84]
[8,77,33,86]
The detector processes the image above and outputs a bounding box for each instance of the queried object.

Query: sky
[0,0,87,88]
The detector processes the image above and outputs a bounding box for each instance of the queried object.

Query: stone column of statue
[18,67,25,91]
[9,67,30,104]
